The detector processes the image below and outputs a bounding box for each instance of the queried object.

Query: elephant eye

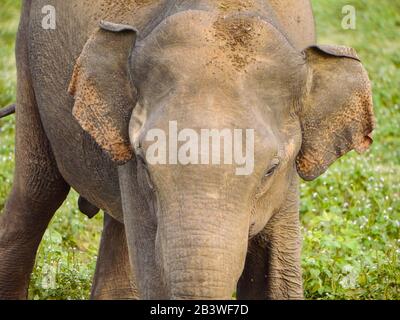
[138,157,155,191]
[264,158,280,177]
[135,147,155,191]
[255,158,281,199]
[143,166,155,192]
[135,147,147,164]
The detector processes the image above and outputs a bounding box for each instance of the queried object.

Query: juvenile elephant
[0,0,374,299]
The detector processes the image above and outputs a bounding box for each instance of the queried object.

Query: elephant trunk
[157,200,250,299]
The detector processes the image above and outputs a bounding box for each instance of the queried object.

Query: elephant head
[68,11,374,299]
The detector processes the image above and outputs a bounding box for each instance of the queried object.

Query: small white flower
[342,265,353,273]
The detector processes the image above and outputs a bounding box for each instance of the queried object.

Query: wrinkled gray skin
[0,0,374,299]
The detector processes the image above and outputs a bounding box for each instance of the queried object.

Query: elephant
[0,0,375,300]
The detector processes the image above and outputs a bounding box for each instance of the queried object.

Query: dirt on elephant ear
[69,62,133,163]
[213,15,256,71]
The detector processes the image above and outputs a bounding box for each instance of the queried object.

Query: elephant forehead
[135,10,294,69]
[89,0,166,30]
[131,12,304,103]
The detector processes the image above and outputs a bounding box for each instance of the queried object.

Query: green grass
[300,0,400,299]
[0,0,399,300]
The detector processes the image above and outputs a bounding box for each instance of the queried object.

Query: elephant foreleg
[0,0,70,299]
[237,194,303,300]
[91,213,138,300]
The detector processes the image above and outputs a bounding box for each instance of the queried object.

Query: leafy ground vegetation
[0,0,398,299]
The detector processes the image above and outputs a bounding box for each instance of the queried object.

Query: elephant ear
[68,21,137,164]
[296,45,375,181]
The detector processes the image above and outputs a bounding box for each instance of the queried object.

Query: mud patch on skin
[69,64,133,163]
[218,0,254,12]
[90,0,153,25]
[213,16,256,71]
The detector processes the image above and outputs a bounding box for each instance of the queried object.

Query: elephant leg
[0,147,69,301]
[237,195,303,300]
[0,174,68,300]
[0,2,70,299]
[91,213,138,300]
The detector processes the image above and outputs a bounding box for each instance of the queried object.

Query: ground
[0,0,399,299]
